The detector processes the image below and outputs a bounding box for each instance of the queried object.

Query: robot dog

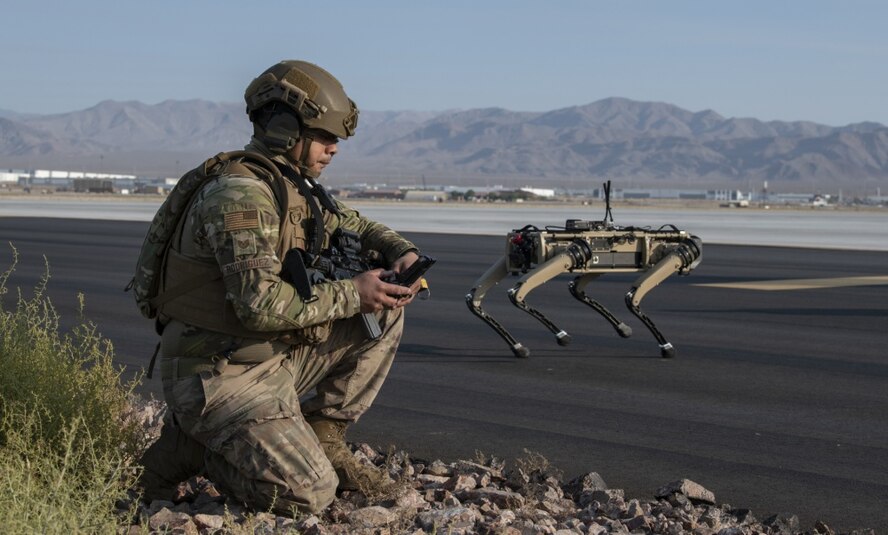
[466,182,702,358]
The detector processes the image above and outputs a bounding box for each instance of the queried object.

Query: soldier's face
[292,130,339,175]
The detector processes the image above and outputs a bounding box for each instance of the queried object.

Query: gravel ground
[120,397,876,535]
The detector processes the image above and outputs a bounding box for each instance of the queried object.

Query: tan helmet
[244,60,359,153]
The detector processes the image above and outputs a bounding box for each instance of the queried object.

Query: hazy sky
[3,1,886,126]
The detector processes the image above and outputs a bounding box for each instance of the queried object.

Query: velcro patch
[222,256,274,276]
[232,231,257,257]
[224,209,260,231]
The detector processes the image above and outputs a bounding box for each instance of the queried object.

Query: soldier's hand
[391,251,423,295]
[353,269,414,313]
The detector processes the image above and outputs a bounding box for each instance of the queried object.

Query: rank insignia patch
[232,231,257,257]
[224,209,260,231]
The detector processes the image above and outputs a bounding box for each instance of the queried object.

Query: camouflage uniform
[139,139,416,514]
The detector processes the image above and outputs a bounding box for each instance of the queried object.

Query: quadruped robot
[466,182,702,359]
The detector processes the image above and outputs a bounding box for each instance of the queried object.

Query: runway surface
[1,217,886,531]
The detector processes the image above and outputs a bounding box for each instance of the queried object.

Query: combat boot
[307,417,394,495]
[137,417,206,502]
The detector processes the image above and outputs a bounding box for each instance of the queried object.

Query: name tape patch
[222,256,274,276]
[224,209,260,231]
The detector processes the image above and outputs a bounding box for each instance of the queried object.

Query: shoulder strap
[149,150,286,313]
[224,152,340,258]
[214,150,282,180]
[273,162,330,257]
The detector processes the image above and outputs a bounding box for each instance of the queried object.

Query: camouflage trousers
[139,307,403,514]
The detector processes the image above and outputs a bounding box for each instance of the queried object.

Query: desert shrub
[0,247,143,533]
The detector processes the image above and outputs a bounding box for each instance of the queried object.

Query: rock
[484,509,517,531]
[424,459,452,477]
[562,472,608,499]
[416,506,479,532]
[415,473,450,489]
[592,516,624,531]
[424,488,453,503]
[295,514,321,530]
[119,398,881,534]
[624,514,651,531]
[623,498,644,519]
[655,478,716,505]
[248,513,277,535]
[148,507,198,534]
[578,488,624,508]
[348,505,398,528]
[728,508,757,526]
[539,497,574,517]
[527,509,557,531]
[193,513,224,530]
[145,499,176,516]
[394,488,428,511]
[559,518,584,531]
[539,484,563,503]
[763,512,800,533]
[295,515,330,534]
[442,493,461,507]
[602,497,627,521]
[510,518,546,534]
[444,474,477,493]
[400,463,416,478]
[356,443,382,463]
[700,506,724,529]
[275,516,296,532]
[453,459,505,481]
[457,487,526,509]
[505,468,530,490]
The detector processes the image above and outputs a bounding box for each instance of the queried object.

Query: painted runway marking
[697,275,888,291]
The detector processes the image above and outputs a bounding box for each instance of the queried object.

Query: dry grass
[0,247,144,533]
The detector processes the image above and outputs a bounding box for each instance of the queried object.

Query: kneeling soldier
[135,60,422,514]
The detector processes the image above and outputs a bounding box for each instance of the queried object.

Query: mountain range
[2,98,887,192]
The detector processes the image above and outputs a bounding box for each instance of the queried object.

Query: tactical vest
[132,150,335,344]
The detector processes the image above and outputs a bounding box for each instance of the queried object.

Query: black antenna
[602,180,614,228]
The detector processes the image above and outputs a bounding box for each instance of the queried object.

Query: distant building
[592,187,752,203]
[595,187,710,200]
[349,188,404,200]
[520,187,555,198]
[134,185,166,195]
[0,171,23,183]
[768,193,818,204]
[73,178,114,193]
[403,190,444,202]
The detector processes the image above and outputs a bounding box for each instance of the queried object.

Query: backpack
[128,151,281,319]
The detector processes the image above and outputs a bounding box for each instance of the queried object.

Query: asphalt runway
[1,217,886,531]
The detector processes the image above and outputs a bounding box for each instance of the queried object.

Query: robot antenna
[603,180,614,228]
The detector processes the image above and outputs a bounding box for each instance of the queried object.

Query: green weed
[0,247,143,534]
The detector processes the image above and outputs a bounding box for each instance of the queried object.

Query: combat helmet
[244,60,359,176]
